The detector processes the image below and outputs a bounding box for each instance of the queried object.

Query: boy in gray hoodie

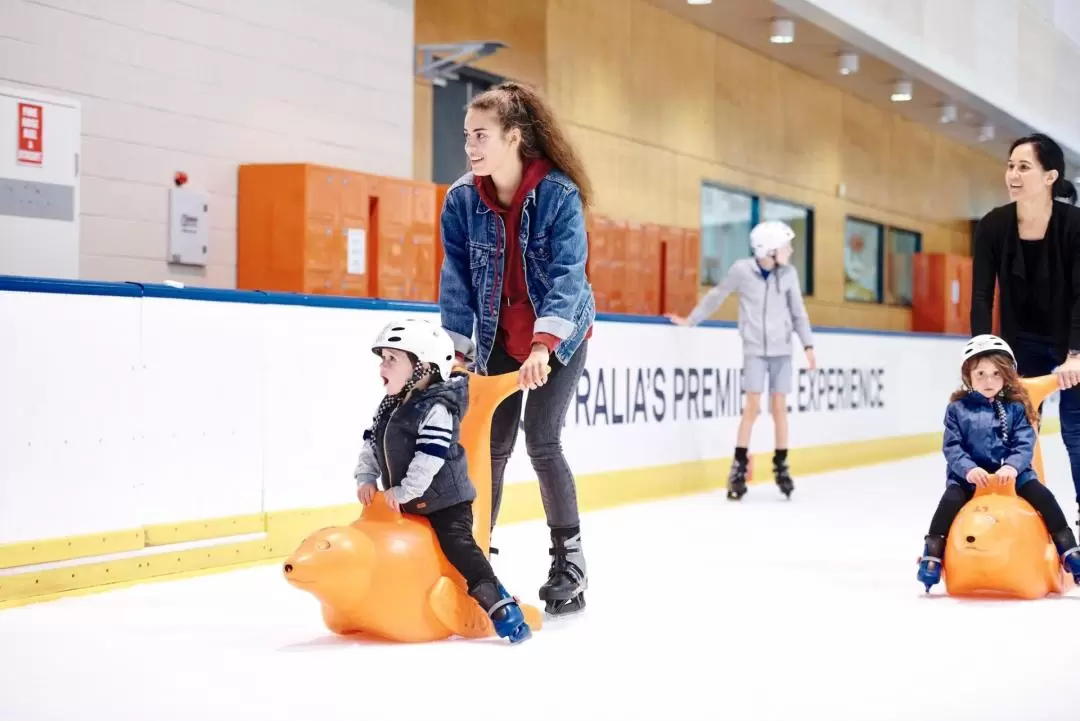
[668,220,816,500]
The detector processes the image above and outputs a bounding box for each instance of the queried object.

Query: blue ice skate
[470,581,533,644]
[1051,529,1080,585]
[917,535,945,592]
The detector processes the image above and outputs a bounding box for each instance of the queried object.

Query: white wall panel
[4,285,1015,546]
[0,291,143,542]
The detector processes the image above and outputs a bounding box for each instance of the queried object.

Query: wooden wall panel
[546,0,633,136]
[714,38,783,180]
[414,0,1007,331]
[777,65,843,195]
[413,79,433,182]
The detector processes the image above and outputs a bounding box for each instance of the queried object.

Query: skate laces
[549,543,584,580]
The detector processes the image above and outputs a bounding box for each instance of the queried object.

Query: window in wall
[761,198,814,295]
[886,227,921,307]
[700,184,753,289]
[699,183,815,295]
[843,217,884,303]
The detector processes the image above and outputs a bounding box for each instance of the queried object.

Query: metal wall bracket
[415,41,507,86]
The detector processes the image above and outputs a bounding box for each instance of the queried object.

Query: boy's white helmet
[962,334,1016,367]
[750,220,795,259]
[371,318,456,380]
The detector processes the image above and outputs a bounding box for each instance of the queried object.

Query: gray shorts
[743,355,792,395]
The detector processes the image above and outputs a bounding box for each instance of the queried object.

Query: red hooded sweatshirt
[475,158,566,363]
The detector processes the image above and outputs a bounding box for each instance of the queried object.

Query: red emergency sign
[17,102,43,166]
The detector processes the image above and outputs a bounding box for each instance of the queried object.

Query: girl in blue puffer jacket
[917,334,1080,591]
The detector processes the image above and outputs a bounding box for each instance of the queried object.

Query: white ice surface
[3,440,1080,721]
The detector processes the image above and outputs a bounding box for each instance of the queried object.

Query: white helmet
[750,220,795,259]
[962,334,1016,367]
[371,318,456,380]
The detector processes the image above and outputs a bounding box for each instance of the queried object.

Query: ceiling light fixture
[687,0,713,4]
[890,79,913,102]
[770,18,795,44]
[837,52,859,75]
[939,102,958,124]
[978,123,995,142]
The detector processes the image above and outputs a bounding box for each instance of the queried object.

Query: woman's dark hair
[1010,132,1077,204]
[469,81,593,207]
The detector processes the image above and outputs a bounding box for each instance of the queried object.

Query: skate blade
[544,595,586,618]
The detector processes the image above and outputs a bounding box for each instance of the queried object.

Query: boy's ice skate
[773,456,794,498]
[727,459,748,501]
[470,580,532,644]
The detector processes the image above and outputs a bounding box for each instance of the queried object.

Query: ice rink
[3,442,1080,721]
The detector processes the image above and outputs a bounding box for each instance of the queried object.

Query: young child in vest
[353,318,532,644]
[917,334,1080,591]
[667,219,816,501]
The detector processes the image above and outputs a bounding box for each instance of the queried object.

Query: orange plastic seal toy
[283,369,544,642]
[942,475,1066,599]
[940,374,1075,599]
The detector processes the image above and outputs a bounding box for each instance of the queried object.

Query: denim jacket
[942,393,1038,488]
[437,169,596,373]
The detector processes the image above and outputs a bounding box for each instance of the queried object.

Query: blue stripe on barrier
[0,273,967,340]
[0,275,144,297]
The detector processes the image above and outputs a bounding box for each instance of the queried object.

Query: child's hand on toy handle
[967,467,991,488]
[996,465,1018,484]
[357,483,376,505]
[383,491,401,512]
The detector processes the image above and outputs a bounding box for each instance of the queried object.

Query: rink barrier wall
[0,275,1063,608]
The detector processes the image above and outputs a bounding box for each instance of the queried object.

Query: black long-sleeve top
[971,200,1080,357]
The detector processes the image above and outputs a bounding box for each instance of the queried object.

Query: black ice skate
[727,459,748,501]
[774,456,794,498]
[539,531,587,617]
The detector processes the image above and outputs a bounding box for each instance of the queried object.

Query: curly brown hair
[468,81,593,208]
[950,352,1039,428]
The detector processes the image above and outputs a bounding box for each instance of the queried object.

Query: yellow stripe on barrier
[143,513,267,546]
[0,540,270,605]
[0,420,1064,610]
[0,529,146,570]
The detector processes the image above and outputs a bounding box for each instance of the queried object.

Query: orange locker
[586,214,619,312]
[661,226,699,316]
[239,163,375,297]
[238,163,442,302]
[434,184,449,300]
[911,253,972,334]
[640,223,662,316]
[606,220,628,313]
[622,223,661,315]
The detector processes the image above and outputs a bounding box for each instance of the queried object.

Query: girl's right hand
[357,484,376,505]
[966,467,991,488]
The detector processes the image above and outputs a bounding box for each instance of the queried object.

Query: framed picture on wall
[843,217,883,303]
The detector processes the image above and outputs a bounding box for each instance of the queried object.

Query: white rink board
[0,282,1043,545]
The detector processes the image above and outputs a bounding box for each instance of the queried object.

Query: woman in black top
[971,132,1080,521]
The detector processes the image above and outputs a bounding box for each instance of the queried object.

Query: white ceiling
[644,0,1078,179]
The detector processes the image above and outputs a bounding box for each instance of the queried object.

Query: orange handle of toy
[1020,375,1058,485]
[458,368,539,557]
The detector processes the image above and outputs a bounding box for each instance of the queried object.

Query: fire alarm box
[168,185,209,266]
